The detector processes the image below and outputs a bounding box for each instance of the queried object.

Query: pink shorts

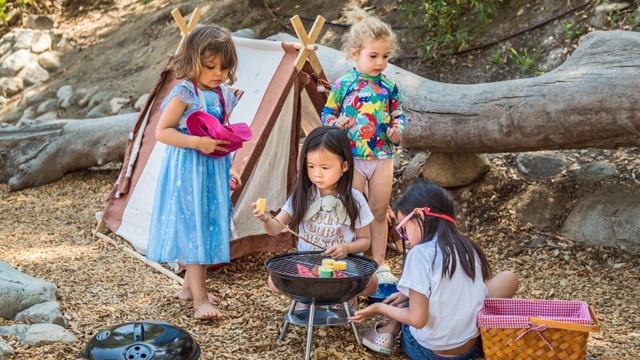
[354,159,392,180]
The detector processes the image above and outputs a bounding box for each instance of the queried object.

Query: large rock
[0,261,58,319]
[30,32,51,53]
[589,3,630,28]
[575,163,617,186]
[37,99,56,115]
[516,153,570,177]
[38,51,60,71]
[12,29,34,50]
[0,49,33,76]
[422,153,490,187]
[0,77,24,97]
[402,151,428,182]
[1,110,23,125]
[17,61,50,86]
[22,324,78,347]
[232,28,256,39]
[561,184,640,248]
[88,91,112,110]
[508,185,567,229]
[134,93,148,110]
[57,85,74,110]
[0,337,12,359]
[87,104,109,118]
[15,301,66,326]
[0,324,30,339]
[0,41,12,57]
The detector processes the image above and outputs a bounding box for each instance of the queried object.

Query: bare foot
[176,289,219,305]
[194,301,223,319]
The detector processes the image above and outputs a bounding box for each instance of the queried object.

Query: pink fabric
[477,298,592,329]
[353,158,391,180]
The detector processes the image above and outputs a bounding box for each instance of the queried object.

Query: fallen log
[312,30,640,153]
[0,114,137,190]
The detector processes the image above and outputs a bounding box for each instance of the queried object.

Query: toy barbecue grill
[265,251,378,360]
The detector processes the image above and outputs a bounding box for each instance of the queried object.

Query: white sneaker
[375,265,399,284]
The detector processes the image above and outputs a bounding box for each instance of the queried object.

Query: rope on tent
[93,231,184,285]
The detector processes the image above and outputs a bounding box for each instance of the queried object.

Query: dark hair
[169,25,238,85]
[289,127,359,232]
[395,181,492,282]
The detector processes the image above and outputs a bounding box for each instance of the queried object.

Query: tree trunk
[0,114,137,190]
[315,30,640,153]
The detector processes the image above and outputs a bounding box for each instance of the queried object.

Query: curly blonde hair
[342,7,397,60]
[169,25,238,85]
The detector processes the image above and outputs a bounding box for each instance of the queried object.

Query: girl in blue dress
[146,26,240,319]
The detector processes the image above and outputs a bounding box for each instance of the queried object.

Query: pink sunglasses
[395,207,457,241]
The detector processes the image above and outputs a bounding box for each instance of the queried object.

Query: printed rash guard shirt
[281,187,374,252]
[322,69,405,160]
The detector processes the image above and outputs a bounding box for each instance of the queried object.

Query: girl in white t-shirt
[253,126,379,302]
[349,182,519,359]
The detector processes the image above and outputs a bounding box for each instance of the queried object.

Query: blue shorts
[400,323,485,360]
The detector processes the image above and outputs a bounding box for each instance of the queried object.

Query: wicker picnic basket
[478,299,600,360]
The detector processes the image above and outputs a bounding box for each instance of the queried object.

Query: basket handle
[529,306,600,332]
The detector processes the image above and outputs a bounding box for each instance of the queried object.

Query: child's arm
[322,79,350,129]
[325,224,371,260]
[349,289,429,329]
[252,204,292,236]
[386,84,405,145]
[156,96,231,153]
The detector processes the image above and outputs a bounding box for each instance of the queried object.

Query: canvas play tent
[99,31,330,259]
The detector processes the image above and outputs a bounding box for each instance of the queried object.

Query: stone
[22,324,78,347]
[35,111,57,120]
[0,324,30,340]
[539,47,565,73]
[88,91,112,110]
[134,93,148,110]
[402,151,428,182]
[20,106,37,121]
[17,61,50,86]
[108,97,128,115]
[1,110,22,125]
[589,3,630,28]
[87,104,108,118]
[0,337,12,359]
[516,153,570,177]
[77,87,99,108]
[57,85,74,110]
[561,184,640,248]
[30,32,52,53]
[15,301,66,326]
[508,185,567,229]
[1,32,15,43]
[422,153,491,188]
[0,41,12,57]
[37,99,56,115]
[0,77,24,97]
[575,163,617,186]
[12,29,34,50]
[0,96,6,108]
[635,170,640,180]
[27,14,55,30]
[0,261,58,319]
[0,49,34,76]
[232,28,256,39]
[38,51,60,71]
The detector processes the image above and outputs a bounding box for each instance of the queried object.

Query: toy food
[257,198,266,213]
[319,267,334,278]
[333,261,347,271]
[322,259,335,268]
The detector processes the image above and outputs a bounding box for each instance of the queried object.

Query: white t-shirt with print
[397,238,488,351]
[281,187,374,252]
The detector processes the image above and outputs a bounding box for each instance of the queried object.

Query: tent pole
[92,231,184,285]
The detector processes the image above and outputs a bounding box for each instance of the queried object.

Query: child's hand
[348,303,380,323]
[386,127,401,143]
[382,292,409,307]
[230,167,242,188]
[335,115,352,129]
[197,137,231,154]
[251,202,271,223]
[325,243,348,260]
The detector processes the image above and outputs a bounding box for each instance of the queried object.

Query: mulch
[1,148,639,359]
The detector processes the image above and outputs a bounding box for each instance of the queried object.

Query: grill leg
[343,300,362,346]
[279,300,297,342]
[304,299,316,360]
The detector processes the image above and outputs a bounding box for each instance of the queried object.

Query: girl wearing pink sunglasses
[349,182,519,359]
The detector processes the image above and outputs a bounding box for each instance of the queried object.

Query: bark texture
[315,30,640,153]
[0,114,137,190]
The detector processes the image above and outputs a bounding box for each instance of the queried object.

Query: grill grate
[267,253,377,278]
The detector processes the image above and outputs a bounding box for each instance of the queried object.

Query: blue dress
[146,81,238,265]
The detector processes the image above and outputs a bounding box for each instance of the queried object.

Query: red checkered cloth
[478,298,592,328]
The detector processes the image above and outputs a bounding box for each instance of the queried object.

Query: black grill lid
[82,321,200,360]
